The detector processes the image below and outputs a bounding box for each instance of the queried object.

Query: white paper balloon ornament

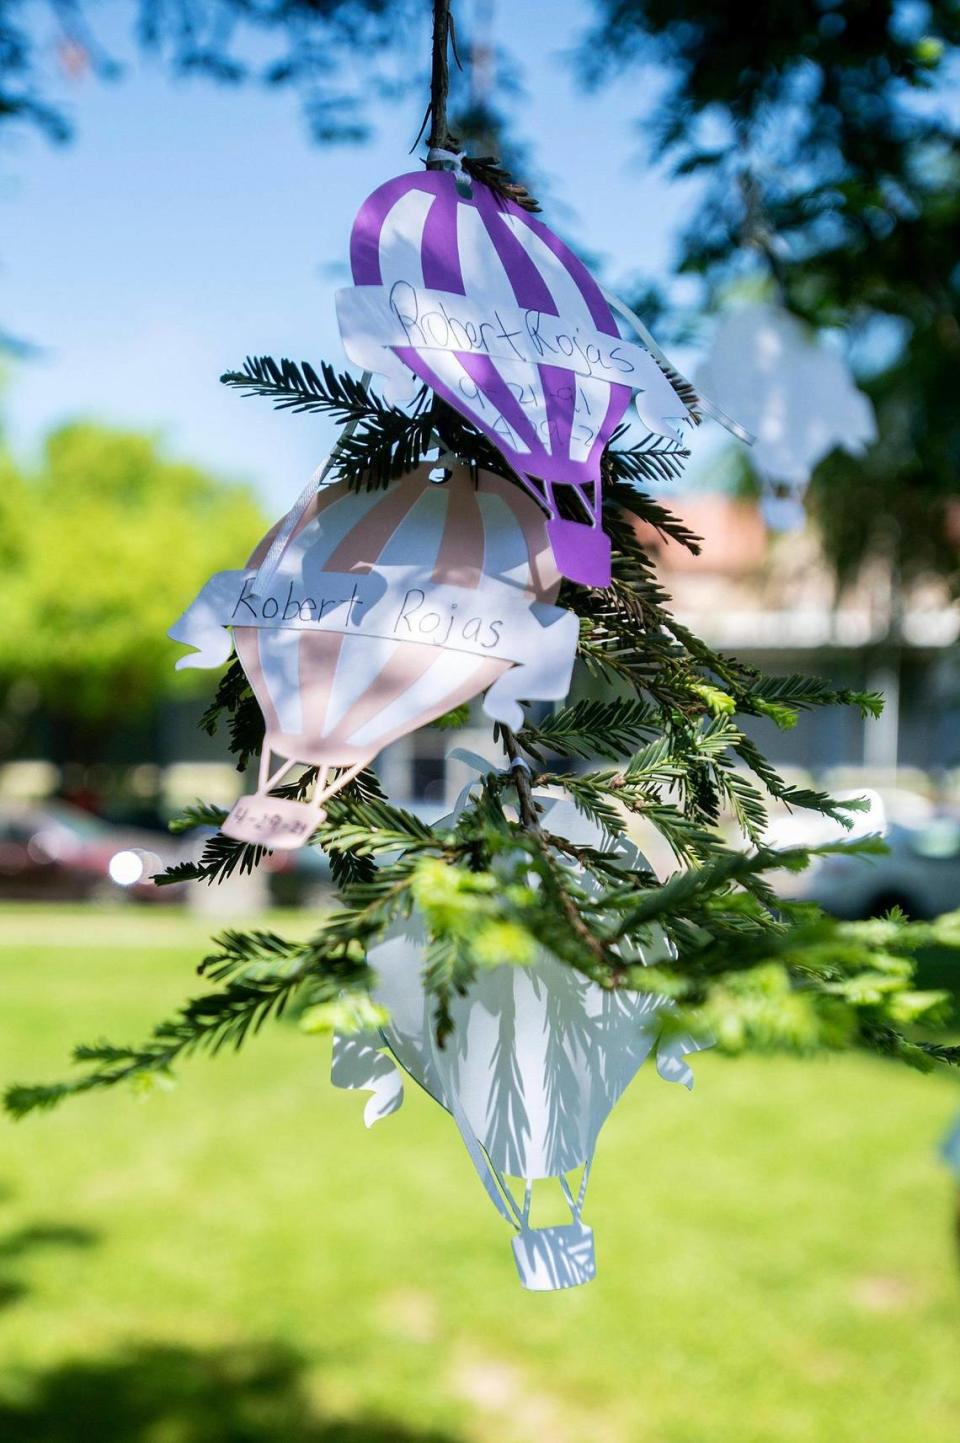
[168,465,579,849]
[332,792,708,1291]
[336,169,695,589]
[696,302,877,530]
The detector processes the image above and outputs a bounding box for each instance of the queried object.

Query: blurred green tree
[578,1,960,587]
[0,422,264,749]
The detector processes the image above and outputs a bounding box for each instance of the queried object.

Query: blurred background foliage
[0,0,421,145]
[0,413,264,749]
[578,0,960,587]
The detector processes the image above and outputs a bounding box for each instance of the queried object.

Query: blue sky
[2,0,706,510]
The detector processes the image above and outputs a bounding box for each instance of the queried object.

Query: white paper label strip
[337,283,689,443]
[169,564,579,731]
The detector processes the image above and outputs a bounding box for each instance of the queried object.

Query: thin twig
[502,727,611,968]
[501,726,541,832]
[409,98,432,152]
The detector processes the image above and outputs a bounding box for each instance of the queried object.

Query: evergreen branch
[220,357,439,492]
[316,796,441,859]
[731,734,867,826]
[197,928,307,982]
[199,658,263,770]
[5,933,371,1119]
[168,800,229,834]
[606,477,702,553]
[220,357,395,421]
[557,778,628,838]
[218,357,520,496]
[155,832,266,888]
[157,768,412,891]
[549,765,721,864]
[748,674,885,720]
[311,767,393,887]
[329,408,437,490]
[528,844,616,974]
[615,837,887,938]
[518,698,659,762]
[711,763,770,846]
[603,476,701,554]
[538,835,659,889]
[604,441,696,498]
[657,363,701,420]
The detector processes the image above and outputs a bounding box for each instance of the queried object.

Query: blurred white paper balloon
[941,1115,960,1180]
[697,303,876,529]
[332,792,707,1291]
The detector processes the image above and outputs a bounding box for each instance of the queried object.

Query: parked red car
[0,801,187,902]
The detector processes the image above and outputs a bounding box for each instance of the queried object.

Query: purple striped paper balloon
[349,171,634,588]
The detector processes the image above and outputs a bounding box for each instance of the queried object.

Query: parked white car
[802,817,960,920]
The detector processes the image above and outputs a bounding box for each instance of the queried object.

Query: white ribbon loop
[426,146,472,195]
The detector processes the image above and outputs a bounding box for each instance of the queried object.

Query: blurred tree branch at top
[2,3,958,585]
[577,1,960,588]
[1,0,422,147]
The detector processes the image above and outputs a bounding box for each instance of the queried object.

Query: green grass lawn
[1,904,958,1443]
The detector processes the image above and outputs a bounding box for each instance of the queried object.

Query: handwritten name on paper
[171,563,579,732]
[337,282,661,384]
[386,281,637,383]
[170,565,566,672]
[222,573,507,653]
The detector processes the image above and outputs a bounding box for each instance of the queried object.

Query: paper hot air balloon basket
[512,1220,596,1292]
[485,461,611,589]
[545,516,609,592]
[446,1078,598,1292]
[509,1168,597,1292]
[220,754,367,850]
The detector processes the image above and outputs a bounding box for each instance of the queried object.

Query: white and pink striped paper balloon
[169,464,578,849]
[235,466,559,770]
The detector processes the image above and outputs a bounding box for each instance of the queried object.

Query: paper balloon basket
[512,1221,596,1292]
[219,756,369,850]
[333,793,708,1291]
[546,515,610,594]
